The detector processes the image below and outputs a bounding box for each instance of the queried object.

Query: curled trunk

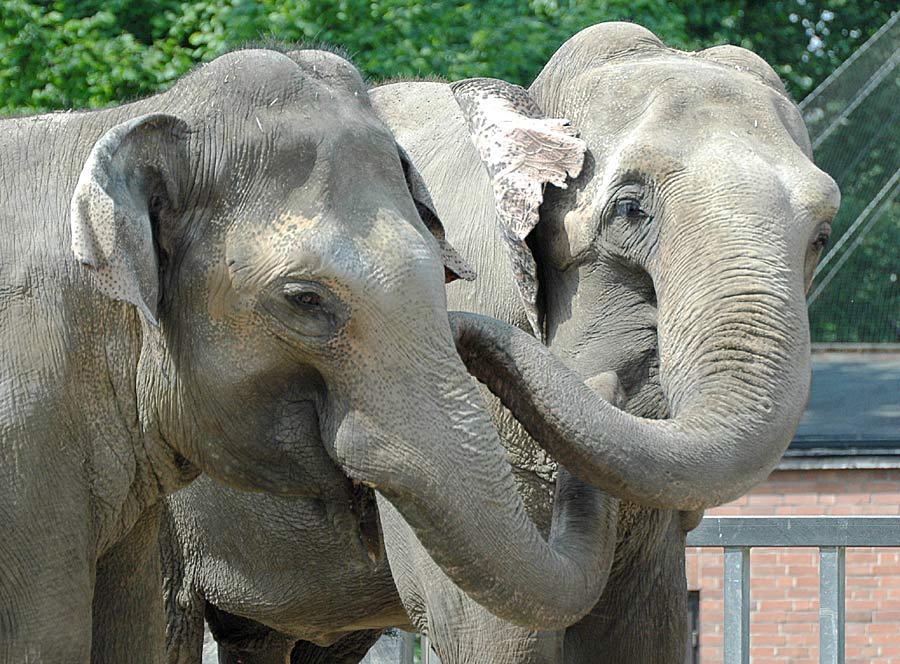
[332,363,618,630]
[450,289,808,511]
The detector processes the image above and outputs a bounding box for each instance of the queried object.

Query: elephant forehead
[225,208,438,294]
[176,49,367,116]
[587,58,799,133]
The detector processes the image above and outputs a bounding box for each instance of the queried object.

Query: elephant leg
[380,498,563,664]
[205,605,293,664]
[91,503,165,664]
[289,630,383,664]
[0,477,94,663]
[160,503,206,664]
[564,507,687,664]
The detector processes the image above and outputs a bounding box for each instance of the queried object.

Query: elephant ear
[70,113,188,325]
[397,145,476,284]
[450,77,586,338]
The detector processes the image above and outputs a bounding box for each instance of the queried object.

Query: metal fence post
[819,546,846,664]
[400,631,415,664]
[723,547,750,664]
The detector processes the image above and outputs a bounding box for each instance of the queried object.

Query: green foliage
[2,0,892,115]
[674,0,894,96]
[1,1,896,340]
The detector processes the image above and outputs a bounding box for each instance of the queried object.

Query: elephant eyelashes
[615,198,650,222]
[812,228,831,252]
[276,282,346,340]
[292,291,322,308]
[283,283,328,310]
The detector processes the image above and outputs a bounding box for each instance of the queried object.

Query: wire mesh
[802,12,900,342]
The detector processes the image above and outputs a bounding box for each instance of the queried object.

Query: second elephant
[371,22,839,663]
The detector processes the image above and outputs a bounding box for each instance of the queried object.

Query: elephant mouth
[347,479,384,562]
[271,395,384,563]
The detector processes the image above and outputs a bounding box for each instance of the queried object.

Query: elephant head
[439,22,840,510]
[69,48,620,629]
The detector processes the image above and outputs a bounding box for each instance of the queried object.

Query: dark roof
[783,351,900,468]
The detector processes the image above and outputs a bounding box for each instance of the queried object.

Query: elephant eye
[812,233,828,252]
[291,291,322,308]
[615,198,649,222]
[811,223,832,253]
[283,283,328,313]
[265,281,347,342]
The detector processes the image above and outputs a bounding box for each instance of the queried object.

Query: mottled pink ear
[70,113,187,325]
[397,144,477,284]
[450,77,586,339]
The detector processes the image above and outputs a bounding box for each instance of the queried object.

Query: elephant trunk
[331,355,618,630]
[451,248,809,512]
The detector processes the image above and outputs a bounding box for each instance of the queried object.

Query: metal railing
[686,516,900,664]
[372,517,900,664]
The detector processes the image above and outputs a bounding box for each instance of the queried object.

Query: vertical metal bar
[422,635,430,664]
[724,547,750,664]
[400,631,415,664]
[820,546,846,664]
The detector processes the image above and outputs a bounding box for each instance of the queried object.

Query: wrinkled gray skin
[163,23,839,664]
[0,46,628,663]
[368,23,840,663]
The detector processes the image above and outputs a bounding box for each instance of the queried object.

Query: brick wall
[686,468,900,663]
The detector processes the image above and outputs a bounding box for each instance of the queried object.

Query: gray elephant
[0,45,623,663]
[159,75,621,659]
[162,22,838,664]
[370,22,840,662]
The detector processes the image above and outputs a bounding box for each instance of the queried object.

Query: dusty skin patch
[206,256,234,322]
[209,212,323,322]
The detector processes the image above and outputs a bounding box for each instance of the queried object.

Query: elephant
[0,44,627,663]
[368,21,841,662]
[159,82,622,659]
[161,22,839,664]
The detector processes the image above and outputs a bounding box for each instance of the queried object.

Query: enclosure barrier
[384,517,900,664]
[686,516,900,664]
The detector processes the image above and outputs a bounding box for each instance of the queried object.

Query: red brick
[779,622,816,634]
[775,646,812,657]
[872,632,900,646]
[753,588,790,600]
[846,611,873,622]
[868,623,900,633]
[748,494,784,505]
[749,647,777,657]
[785,564,819,577]
[690,468,900,663]
[848,564,875,575]
[793,576,819,588]
[784,492,820,505]
[874,564,900,574]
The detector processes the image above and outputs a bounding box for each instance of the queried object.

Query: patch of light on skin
[206,255,235,322]
[363,207,440,285]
